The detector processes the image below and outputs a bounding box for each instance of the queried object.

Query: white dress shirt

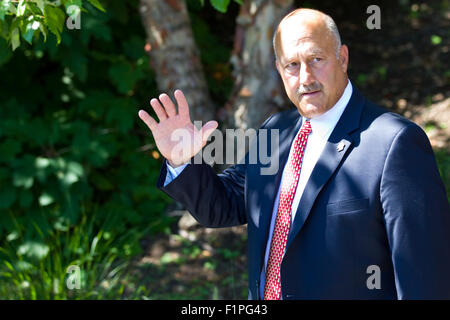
[165,162,189,186]
[163,80,353,299]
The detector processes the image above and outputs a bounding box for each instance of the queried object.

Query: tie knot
[301,120,312,135]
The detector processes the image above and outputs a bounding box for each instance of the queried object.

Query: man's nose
[298,63,314,86]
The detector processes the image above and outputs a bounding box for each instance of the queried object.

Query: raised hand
[138,89,218,167]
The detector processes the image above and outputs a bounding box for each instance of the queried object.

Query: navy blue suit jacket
[157,87,450,299]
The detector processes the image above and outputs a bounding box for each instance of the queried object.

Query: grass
[435,148,450,201]
[0,205,152,299]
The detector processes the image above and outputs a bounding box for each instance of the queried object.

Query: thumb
[201,120,218,144]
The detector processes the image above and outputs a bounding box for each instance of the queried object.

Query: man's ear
[339,45,349,73]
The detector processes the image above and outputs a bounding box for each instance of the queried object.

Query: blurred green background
[0,0,448,299]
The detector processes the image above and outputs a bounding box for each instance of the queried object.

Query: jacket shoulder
[362,100,424,137]
[260,108,300,130]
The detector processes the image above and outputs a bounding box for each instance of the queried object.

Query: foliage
[0,204,152,299]
[189,0,242,13]
[0,0,240,52]
[0,0,241,300]
[188,2,234,105]
[435,149,450,202]
[0,0,173,299]
[209,0,242,13]
[0,0,105,50]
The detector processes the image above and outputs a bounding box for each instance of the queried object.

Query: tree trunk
[227,0,294,130]
[139,0,294,132]
[139,0,215,123]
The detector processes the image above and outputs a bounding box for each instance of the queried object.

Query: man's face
[275,14,348,118]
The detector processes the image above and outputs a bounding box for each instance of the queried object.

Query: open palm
[138,89,218,167]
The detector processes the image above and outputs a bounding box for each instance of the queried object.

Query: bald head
[272,8,349,119]
[273,9,341,61]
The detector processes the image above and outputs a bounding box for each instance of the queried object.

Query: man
[138,8,450,299]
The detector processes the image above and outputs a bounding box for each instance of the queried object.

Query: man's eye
[312,57,322,63]
[285,62,298,69]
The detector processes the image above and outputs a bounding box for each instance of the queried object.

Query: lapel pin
[337,141,345,152]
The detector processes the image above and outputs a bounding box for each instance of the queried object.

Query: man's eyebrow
[280,47,326,64]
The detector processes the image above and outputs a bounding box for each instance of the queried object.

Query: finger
[159,93,177,117]
[201,120,219,144]
[174,89,190,119]
[150,98,168,122]
[138,110,158,132]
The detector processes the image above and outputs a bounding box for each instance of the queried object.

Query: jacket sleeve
[156,114,277,228]
[380,123,450,299]
[156,158,248,228]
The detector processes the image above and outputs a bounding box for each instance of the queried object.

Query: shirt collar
[303,79,353,139]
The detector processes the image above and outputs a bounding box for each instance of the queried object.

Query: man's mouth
[301,90,320,98]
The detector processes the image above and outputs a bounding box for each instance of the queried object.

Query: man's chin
[297,102,325,119]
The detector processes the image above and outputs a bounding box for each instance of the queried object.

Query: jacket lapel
[256,113,303,268]
[285,87,365,251]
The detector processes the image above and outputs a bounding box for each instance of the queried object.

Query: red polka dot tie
[264,120,312,300]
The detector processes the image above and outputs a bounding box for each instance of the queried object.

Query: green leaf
[210,0,230,13]
[61,171,79,185]
[24,118,49,146]
[0,138,21,162]
[38,192,54,206]
[122,36,145,61]
[35,157,51,169]
[87,0,105,12]
[16,0,25,16]
[0,167,8,181]
[10,25,20,50]
[64,0,83,10]
[431,35,442,45]
[64,50,88,81]
[36,0,45,14]
[82,15,111,42]
[19,189,33,208]
[6,0,15,15]
[91,172,114,191]
[108,61,144,94]
[106,99,135,133]
[38,22,47,42]
[3,260,14,272]
[0,187,16,209]
[13,173,34,189]
[17,241,50,261]
[67,161,84,177]
[188,0,205,9]
[22,20,40,44]
[0,37,12,65]
[44,5,65,44]
[0,0,10,21]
